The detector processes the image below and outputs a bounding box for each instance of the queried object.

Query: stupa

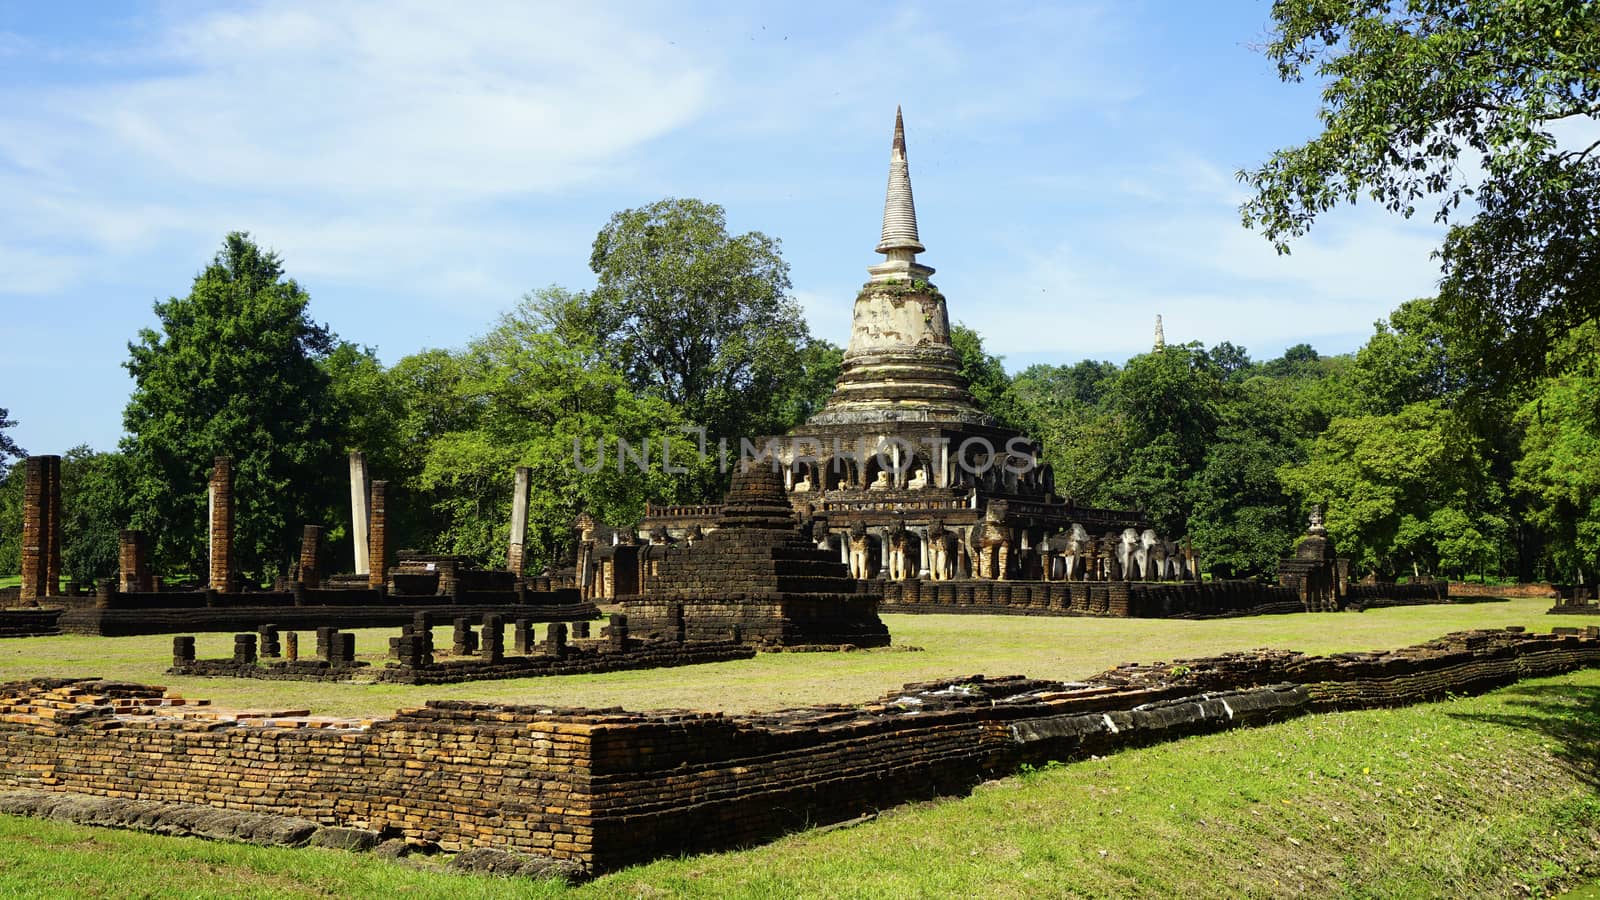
[638,108,1147,581]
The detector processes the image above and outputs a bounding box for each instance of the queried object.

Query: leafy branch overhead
[1241,0,1600,383]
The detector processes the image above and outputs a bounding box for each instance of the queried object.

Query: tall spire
[808,106,987,428]
[868,107,933,283]
[876,105,925,258]
[1153,314,1166,351]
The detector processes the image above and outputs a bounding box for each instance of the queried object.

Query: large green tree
[58,446,134,585]
[1010,360,1123,504]
[419,300,713,568]
[1188,378,1306,578]
[1242,0,1600,383]
[122,233,343,582]
[1279,402,1505,578]
[952,323,1026,432]
[0,408,22,575]
[1513,322,1600,582]
[536,199,811,438]
[1099,345,1224,536]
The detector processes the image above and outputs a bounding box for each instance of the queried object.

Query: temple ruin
[598,110,1176,592]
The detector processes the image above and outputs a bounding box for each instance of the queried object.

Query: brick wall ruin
[118,530,153,593]
[297,526,324,590]
[0,625,1594,876]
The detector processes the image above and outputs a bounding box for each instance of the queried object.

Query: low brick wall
[1345,581,1450,607]
[169,659,370,683]
[58,599,598,636]
[0,610,62,637]
[880,578,1303,617]
[881,578,1450,618]
[373,640,756,685]
[0,626,1595,876]
[1449,581,1557,599]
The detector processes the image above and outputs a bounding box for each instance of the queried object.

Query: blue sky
[1,1,1452,455]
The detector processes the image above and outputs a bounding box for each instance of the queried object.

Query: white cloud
[0,1,714,304]
[943,151,1446,363]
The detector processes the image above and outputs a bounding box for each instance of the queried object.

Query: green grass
[0,666,1595,898]
[0,597,1565,718]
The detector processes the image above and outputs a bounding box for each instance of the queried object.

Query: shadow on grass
[1448,684,1600,787]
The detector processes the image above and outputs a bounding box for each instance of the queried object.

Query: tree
[1512,323,1600,582]
[1101,345,1224,537]
[1188,380,1305,578]
[951,324,1025,432]
[539,199,811,438]
[419,301,713,568]
[1206,342,1255,382]
[1009,360,1123,504]
[1241,1,1600,382]
[1278,402,1504,578]
[0,467,19,575]
[1350,298,1466,414]
[121,233,343,582]
[59,446,134,585]
[0,407,23,480]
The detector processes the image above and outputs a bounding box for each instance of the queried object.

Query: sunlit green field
[0,596,1595,898]
[0,666,1594,898]
[0,597,1564,718]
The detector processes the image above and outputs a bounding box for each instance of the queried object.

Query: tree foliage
[0,407,22,480]
[951,324,1025,432]
[538,199,811,438]
[1279,402,1505,578]
[416,301,714,569]
[1512,322,1600,580]
[1242,0,1600,383]
[121,233,342,581]
[59,446,134,584]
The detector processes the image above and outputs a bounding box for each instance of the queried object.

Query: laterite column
[19,456,60,601]
[208,456,235,591]
[298,525,323,589]
[367,480,388,590]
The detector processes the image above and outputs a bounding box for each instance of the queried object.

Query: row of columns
[19,452,392,597]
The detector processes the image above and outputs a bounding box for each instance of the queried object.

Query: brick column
[43,455,61,596]
[118,529,153,593]
[208,456,234,591]
[367,480,388,590]
[19,455,62,601]
[298,525,323,589]
[19,457,48,602]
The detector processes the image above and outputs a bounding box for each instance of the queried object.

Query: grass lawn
[0,597,1567,718]
[0,665,1594,898]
